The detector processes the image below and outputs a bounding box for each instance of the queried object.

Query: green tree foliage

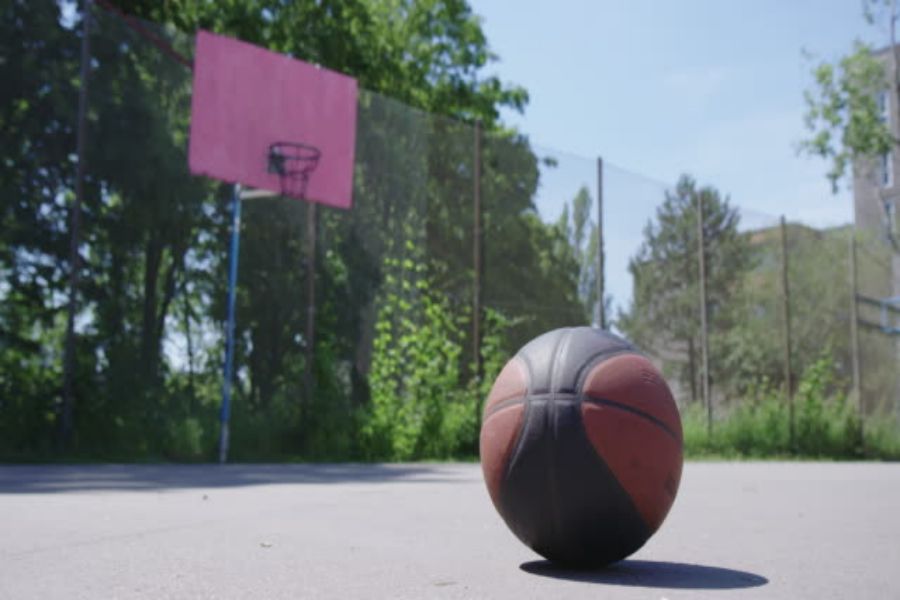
[361,252,471,460]
[1,1,82,456]
[801,42,893,191]
[801,1,900,249]
[719,225,855,397]
[2,1,599,460]
[617,182,880,417]
[480,138,588,353]
[126,0,527,125]
[556,186,599,321]
[800,0,899,421]
[618,175,753,403]
[355,121,589,459]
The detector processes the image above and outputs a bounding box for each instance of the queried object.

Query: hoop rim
[269,141,321,160]
[267,141,321,177]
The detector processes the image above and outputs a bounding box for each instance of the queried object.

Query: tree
[801,44,893,189]
[125,0,527,126]
[618,176,752,403]
[719,224,854,398]
[559,186,600,322]
[0,1,85,457]
[1,0,536,459]
[801,0,899,249]
[4,0,607,460]
[478,134,587,353]
[801,0,900,417]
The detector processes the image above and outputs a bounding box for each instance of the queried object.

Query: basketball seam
[483,356,529,416]
[582,395,682,444]
[546,329,571,552]
[499,355,535,500]
[572,348,638,392]
[548,328,568,394]
[516,352,535,396]
[484,394,682,446]
[572,393,655,543]
[483,395,529,419]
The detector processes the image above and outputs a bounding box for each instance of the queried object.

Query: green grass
[683,355,900,461]
[682,399,900,460]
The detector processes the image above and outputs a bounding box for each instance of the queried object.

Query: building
[852,46,900,312]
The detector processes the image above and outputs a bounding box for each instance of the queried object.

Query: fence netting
[1,3,897,460]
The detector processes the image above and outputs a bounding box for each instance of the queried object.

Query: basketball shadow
[520,559,768,590]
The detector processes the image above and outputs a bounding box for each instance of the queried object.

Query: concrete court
[1,462,898,599]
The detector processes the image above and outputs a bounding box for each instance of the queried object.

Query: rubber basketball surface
[480,327,683,566]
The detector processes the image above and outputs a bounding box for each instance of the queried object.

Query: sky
[469,0,882,312]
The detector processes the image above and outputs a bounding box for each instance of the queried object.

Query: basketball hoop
[267,141,321,199]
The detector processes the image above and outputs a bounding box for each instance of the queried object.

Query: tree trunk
[155,244,185,355]
[181,278,196,410]
[141,235,163,383]
[110,249,125,341]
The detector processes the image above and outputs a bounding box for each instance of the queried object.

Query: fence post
[472,120,484,448]
[849,233,863,434]
[697,191,711,434]
[473,119,484,383]
[305,201,317,411]
[62,0,93,451]
[779,216,795,450]
[596,157,606,329]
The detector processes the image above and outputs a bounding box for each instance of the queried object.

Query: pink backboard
[188,31,358,209]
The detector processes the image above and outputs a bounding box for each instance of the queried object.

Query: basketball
[479,326,683,566]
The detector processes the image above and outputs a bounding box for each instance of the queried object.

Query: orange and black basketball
[479,326,683,567]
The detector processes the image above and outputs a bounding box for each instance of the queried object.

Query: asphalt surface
[1,462,898,599]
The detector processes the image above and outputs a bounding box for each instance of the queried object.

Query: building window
[881,151,893,188]
[878,90,890,122]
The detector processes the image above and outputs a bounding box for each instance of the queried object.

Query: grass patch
[683,357,900,460]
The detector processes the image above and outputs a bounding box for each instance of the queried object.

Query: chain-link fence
[608,157,900,455]
[2,2,897,461]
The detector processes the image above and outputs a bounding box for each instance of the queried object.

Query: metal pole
[779,216,795,450]
[218,184,242,464]
[305,201,317,408]
[596,157,606,329]
[849,233,863,433]
[61,0,93,450]
[473,119,483,382]
[696,191,711,434]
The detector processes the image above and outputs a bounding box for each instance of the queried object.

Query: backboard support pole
[219,183,242,464]
[61,0,93,452]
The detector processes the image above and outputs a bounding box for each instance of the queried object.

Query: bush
[684,353,899,459]
[794,356,862,457]
[682,391,790,459]
[164,418,207,461]
[360,255,475,460]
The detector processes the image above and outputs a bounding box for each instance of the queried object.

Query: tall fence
[605,157,900,451]
[1,3,897,461]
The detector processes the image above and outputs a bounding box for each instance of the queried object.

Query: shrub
[684,352,898,459]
